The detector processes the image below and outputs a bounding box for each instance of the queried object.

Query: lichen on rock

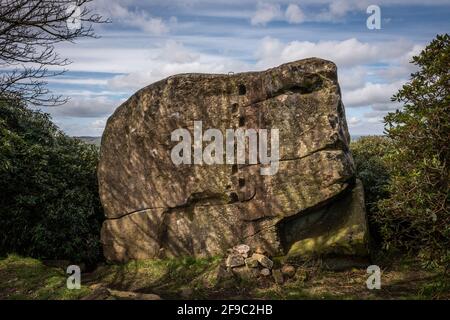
[98,58,369,262]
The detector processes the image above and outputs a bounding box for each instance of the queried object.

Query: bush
[351,136,391,211]
[0,99,103,264]
[376,34,450,267]
[351,136,391,247]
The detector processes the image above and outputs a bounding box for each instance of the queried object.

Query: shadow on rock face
[98,58,368,263]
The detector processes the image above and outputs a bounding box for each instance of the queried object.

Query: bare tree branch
[0,0,110,106]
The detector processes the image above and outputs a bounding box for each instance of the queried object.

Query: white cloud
[255,37,415,69]
[311,0,363,22]
[44,96,123,118]
[57,45,155,73]
[49,0,443,137]
[92,118,106,128]
[255,36,283,61]
[91,118,108,134]
[285,4,305,24]
[339,66,367,90]
[154,40,200,63]
[328,0,354,17]
[133,16,169,35]
[343,81,405,108]
[107,41,249,90]
[348,116,361,126]
[55,118,108,137]
[251,3,282,26]
[107,60,247,91]
[101,1,170,35]
[363,111,387,125]
[349,120,385,136]
[251,35,414,134]
[371,102,401,111]
[46,78,108,86]
[375,44,423,81]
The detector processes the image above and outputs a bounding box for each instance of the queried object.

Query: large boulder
[99,58,368,262]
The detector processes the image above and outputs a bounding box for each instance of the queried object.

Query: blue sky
[38,0,450,136]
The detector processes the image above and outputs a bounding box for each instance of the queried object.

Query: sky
[38,0,450,136]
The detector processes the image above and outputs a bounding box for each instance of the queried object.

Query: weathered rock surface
[272,269,284,285]
[99,58,367,262]
[225,254,245,268]
[233,244,250,257]
[281,265,296,278]
[107,289,161,300]
[260,268,271,277]
[252,253,274,269]
[284,179,369,260]
[245,257,259,268]
[232,266,260,281]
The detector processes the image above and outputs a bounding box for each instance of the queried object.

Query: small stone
[255,246,266,255]
[244,257,259,268]
[81,286,110,300]
[89,283,103,290]
[260,268,271,276]
[226,254,245,268]
[232,266,259,280]
[139,293,162,300]
[281,265,296,278]
[272,269,284,285]
[252,253,273,269]
[107,289,161,300]
[233,244,250,256]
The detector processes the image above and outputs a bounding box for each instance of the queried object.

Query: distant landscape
[75,135,367,147]
[76,136,102,146]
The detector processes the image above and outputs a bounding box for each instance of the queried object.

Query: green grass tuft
[0,254,90,300]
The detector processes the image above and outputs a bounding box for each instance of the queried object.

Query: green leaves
[0,100,103,264]
[351,136,392,246]
[375,34,450,266]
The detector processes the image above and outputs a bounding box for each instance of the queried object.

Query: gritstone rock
[99,58,369,262]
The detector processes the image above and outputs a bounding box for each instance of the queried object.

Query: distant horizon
[73,134,383,147]
[73,134,385,138]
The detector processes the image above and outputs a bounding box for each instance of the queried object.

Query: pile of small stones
[225,244,298,285]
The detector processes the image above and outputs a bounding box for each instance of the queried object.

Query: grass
[417,276,450,299]
[0,254,448,300]
[83,256,224,299]
[0,254,91,299]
